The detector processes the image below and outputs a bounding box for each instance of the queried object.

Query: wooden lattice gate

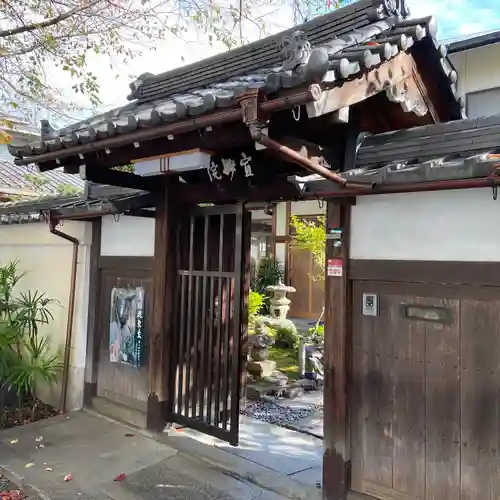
[168,204,249,446]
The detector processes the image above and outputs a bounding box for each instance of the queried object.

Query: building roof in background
[0,181,153,225]
[0,161,84,200]
[291,113,500,194]
[448,29,500,54]
[8,0,463,163]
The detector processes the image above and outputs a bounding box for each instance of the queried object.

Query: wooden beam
[385,75,429,118]
[411,67,440,123]
[306,52,415,118]
[83,218,102,406]
[147,182,173,432]
[80,165,163,192]
[173,177,301,204]
[279,136,341,170]
[323,201,351,500]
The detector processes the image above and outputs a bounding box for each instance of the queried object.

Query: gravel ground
[240,398,323,427]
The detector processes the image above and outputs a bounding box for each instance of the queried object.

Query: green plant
[248,290,265,335]
[0,260,62,407]
[290,215,326,282]
[250,257,284,294]
[271,325,299,349]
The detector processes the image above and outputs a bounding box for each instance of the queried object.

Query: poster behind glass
[109,286,145,368]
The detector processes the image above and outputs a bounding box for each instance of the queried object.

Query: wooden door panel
[352,284,500,500]
[391,295,426,500]
[289,246,324,319]
[96,269,151,410]
[460,300,500,500]
[423,297,460,500]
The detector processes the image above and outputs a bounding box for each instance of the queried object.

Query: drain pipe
[49,216,79,413]
[251,131,375,191]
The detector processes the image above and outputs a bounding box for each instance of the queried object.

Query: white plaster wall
[290,200,326,216]
[450,44,500,101]
[351,188,500,261]
[0,221,92,410]
[100,215,155,257]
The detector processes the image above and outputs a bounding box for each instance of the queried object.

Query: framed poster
[109,286,145,368]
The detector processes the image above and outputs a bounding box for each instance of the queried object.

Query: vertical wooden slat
[84,218,102,405]
[323,201,352,500]
[147,182,171,431]
[461,300,500,500]
[191,274,201,417]
[206,275,215,424]
[349,284,365,493]
[230,207,250,444]
[213,213,225,426]
[177,274,187,413]
[425,297,461,500]
[198,215,210,421]
[221,277,231,429]
[362,294,394,494]
[184,215,195,417]
[392,295,425,498]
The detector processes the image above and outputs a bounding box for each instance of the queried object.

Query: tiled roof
[0,161,84,196]
[0,182,152,224]
[291,114,500,193]
[8,0,462,160]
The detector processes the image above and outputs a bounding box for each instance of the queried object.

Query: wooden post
[147,182,172,431]
[323,200,351,500]
[83,218,102,405]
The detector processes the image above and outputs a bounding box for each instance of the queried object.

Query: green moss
[268,346,299,381]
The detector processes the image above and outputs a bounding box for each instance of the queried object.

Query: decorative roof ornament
[129,72,155,98]
[278,30,312,71]
[383,0,409,19]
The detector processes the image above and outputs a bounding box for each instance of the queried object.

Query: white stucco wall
[450,44,500,99]
[0,220,92,411]
[351,188,500,261]
[100,215,155,257]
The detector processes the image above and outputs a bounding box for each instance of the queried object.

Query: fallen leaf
[124,433,135,437]
[35,436,43,442]
[9,439,19,445]
[63,473,73,482]
[45,467,53,472]
[114,473,126,482]
[24,462,34,469]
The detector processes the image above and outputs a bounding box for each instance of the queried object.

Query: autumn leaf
[0,131,12,145]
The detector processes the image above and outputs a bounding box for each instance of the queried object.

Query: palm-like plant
[0,260,62,420]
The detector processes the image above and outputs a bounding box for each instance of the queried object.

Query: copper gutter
[49,217,79,413]
[15,84,323,166]
[253,132,375,190]
[309,176,500,198]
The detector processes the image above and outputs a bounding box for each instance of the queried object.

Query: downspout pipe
[251,130,375,191]
[49,216,79,413]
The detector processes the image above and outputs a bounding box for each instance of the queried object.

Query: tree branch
[0,0,101,38]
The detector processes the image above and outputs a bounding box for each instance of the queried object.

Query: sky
[51,0,500,121]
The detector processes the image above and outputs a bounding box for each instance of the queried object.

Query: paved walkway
[0,412,291,500]
[178,415,323,488]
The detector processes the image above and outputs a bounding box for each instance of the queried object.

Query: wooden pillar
[83,218,102,405]
[323,200,351,500]
[147,182,173,431]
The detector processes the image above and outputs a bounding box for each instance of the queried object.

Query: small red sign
[327,258,343,277]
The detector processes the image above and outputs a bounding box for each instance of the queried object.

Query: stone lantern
[265,281,296,321]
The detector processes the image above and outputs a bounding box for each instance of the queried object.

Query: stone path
[0,412,290,500]
[181,414,323,490]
